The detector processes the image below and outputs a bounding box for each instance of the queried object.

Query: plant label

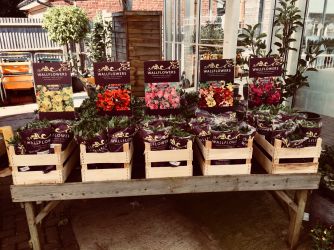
[33,62,75,120]
[248,57,284,108]
[144,60,181,115]
[93,62,131,115]
[199,59,235,112]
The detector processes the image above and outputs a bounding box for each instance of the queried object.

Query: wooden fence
[0,18,61,52]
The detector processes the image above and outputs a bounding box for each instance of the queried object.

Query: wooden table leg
[288,190,308,250]
[25,202,42,250]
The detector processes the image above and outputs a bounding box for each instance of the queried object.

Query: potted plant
[107,116,136,152]
[18,120,52,155]
[237,123,256,148]
[73,117,109,153]
[43,6,90,91]
[310,224,334,250]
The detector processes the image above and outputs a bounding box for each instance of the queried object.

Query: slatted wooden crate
[8,140,78,185]
[195,138,253,176]
[144,141,193,178]
[112,11,162,97]
[80,142,133,182]
[253,133,322,174]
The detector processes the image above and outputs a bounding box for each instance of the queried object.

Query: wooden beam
[25,202,41,250]
[274,191,297,213]
[11,174,320,202]
[35,200,61,225]
[288,190,308,249]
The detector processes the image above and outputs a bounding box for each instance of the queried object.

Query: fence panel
[0,18,60,52]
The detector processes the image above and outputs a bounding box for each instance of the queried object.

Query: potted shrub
[43,6,90,91]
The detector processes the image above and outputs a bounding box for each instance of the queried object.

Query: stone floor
[0,110,333,250]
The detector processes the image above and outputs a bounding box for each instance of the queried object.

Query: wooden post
[288,190,308,249]
[25,202,42,250]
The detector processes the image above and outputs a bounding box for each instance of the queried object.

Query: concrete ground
[1,100,334,250]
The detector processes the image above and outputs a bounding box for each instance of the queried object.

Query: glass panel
[199,0,225,58]
[297,0,334,117]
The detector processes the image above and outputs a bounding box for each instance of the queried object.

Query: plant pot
[232,83,240,96]
[298,111,321,123]
[243,84,249,100]
[72,76,85,93]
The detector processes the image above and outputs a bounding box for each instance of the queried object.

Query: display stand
[10,174,320,250]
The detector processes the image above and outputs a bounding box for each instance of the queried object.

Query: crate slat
[80,142,133,182]
[253,133,321,174]
[145,148,192,162]
[195,138,253,176]
[8,138,78,185]
[144,141,193,179]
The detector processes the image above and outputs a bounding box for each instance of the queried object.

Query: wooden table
[10,173,320,250]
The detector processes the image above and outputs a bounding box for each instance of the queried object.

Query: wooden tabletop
[11,173,321,202]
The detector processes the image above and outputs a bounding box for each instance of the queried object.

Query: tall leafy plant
[87,14,107,62]
[238,24,267,57]
[273,0,303,73]
[43,6,90,70]
[284,44,324,107]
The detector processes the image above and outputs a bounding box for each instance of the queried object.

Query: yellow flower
[65,106,74,111]
[205,95,216,107]
[53,94,63,102]
[226,83,233,92]
[62,95,70,101]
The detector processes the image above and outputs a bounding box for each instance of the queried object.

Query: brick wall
[47,0,163,19]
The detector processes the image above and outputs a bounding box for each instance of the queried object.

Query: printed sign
[144,60,181,114]
[249,57,283,78]
[198,59,234,112]
[247,57,284,108]
[200,59,234,82]
[33,62,75,120]
[144,60,180,83]
[93,62,131,115]
[93,62,130,86]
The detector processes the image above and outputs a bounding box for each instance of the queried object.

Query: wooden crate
[195,138,253,176]
[253,133,322,174]
[8,140,78,185]
[80,143,133,182]
[144,141,193,178]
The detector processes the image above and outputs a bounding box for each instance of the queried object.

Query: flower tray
[80,142,133,182]
[8,139,78,185]
[253,133,322,174]
[144,141,193,179]
[194,138,253,176]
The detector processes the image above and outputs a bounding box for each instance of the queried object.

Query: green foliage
[238,23,267,57]
[283,44,323,103]
[42,6,90,45]
[108,116,132,129]
[273,0,303,71]
[6,133,21,146]
[319,145,334,192]
[310,225,334,250]
[19,120,51,130]
[87,14,107,62]
[170,127,192,137]
[78,97,98,119]
[73,117,108,140]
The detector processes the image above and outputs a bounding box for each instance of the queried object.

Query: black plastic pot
[243,84,249,101]
[297,111,321,123]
